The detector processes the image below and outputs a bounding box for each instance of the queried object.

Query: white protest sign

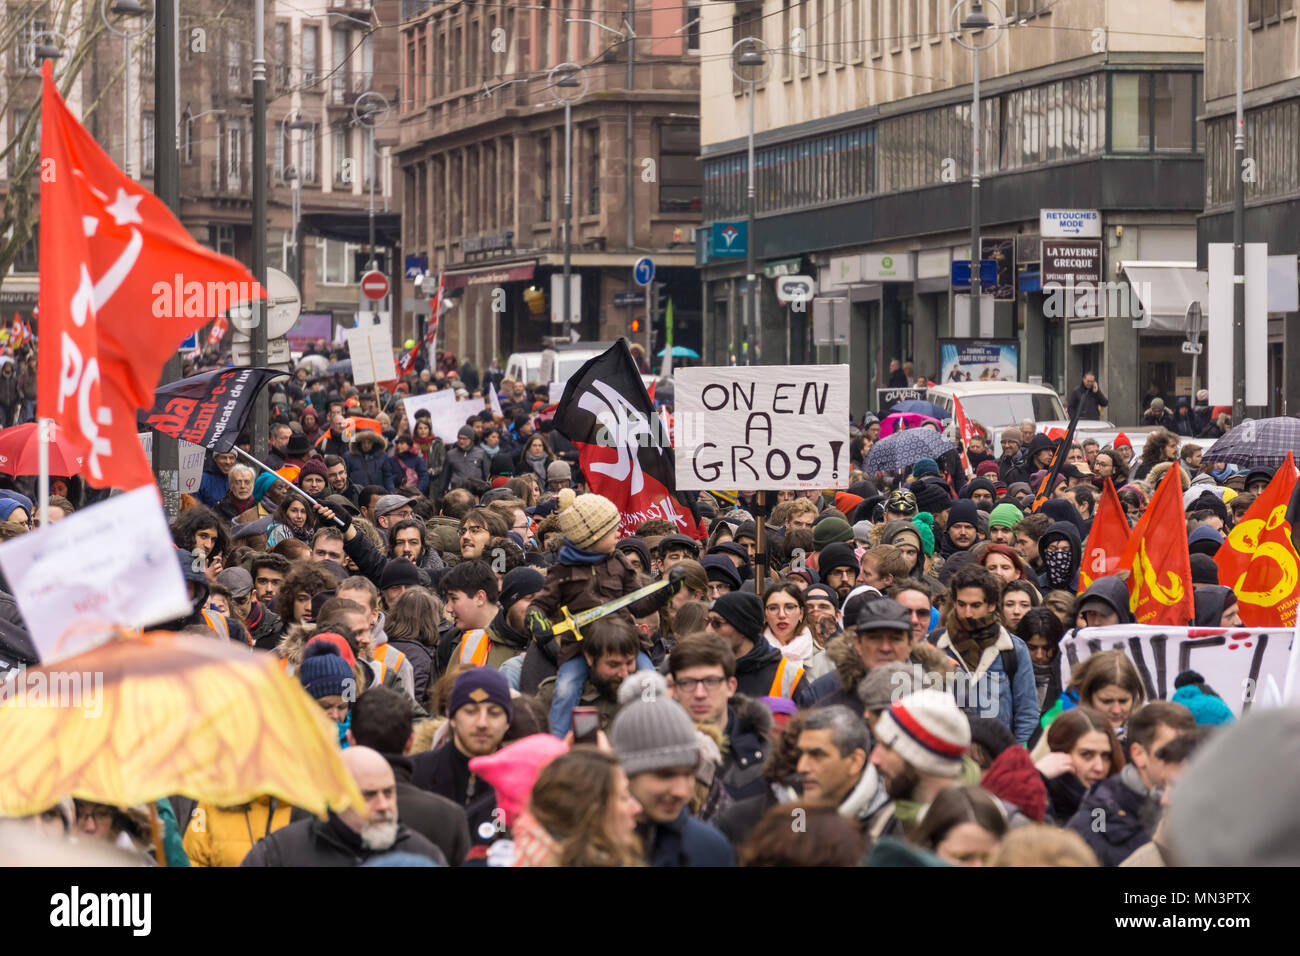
[0,486,192,663]
[343,317,397,386]
[401,390,469,444]
[138,432,206,497]
[1060,625,1293,717]
[673,365,852,491]
[489,383,503,418]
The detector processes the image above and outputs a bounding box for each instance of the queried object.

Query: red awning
[441,260,537,289]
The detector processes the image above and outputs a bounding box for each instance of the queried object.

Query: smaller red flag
[953,396,977,479]
[1078,478,1131,593]
[1118,464,1194,625]
[1216,452,1300,626]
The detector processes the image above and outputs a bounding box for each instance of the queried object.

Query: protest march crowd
[2,332,1295,870]
[2,66,1293,874]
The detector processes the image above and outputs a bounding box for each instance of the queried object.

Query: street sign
[178,332,199,352]
[404,255,428,280]
[1181,341,1203,355]
[614,291,646,307]
[775,275,817,305]
[361,270,390,301]
[711,222,748,258]
[550,274,581,326]
[634,257,655,286]
[951,259,998,289]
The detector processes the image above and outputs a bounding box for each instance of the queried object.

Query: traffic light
[630,317,641,333]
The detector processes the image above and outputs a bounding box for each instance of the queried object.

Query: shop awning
[1119,261,1207,333]
[442,260,537,290]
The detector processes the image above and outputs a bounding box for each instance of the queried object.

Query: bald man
[241,746,446,866]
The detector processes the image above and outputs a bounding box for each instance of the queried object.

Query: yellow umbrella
[0,631,363,819]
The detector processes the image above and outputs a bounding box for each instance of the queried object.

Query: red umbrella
[0,422,88,476]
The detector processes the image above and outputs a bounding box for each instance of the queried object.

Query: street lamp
[30,30,67,64]
[730,37,772,367]
[951,0,1003,338]
[102,0,154,180]
[352,90,390,286]
[548,62,588,344]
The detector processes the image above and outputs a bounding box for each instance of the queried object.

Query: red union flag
[1119,464,1194,625]
[1217,452,1300,626]
[37,62,262,490]
[1078,478,1131,593]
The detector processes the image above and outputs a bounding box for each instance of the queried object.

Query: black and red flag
[139,367,282,452]
[554,339,704,540]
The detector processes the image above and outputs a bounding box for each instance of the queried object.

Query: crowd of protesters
[0,349,1289,869]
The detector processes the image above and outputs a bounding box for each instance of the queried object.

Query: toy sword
[552,577,673,642]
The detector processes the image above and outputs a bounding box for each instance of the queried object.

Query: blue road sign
[404,255,428,280]
[178,332,199,352]
[634,257,655,286]
[951,258,998,289]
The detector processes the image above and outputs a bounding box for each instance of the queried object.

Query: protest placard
[138,432,206,496]
[673,365,851,490]
[1060,625,1295,716]
[343,318,397,386]
[0,486,192,663]
[400,390,469,444]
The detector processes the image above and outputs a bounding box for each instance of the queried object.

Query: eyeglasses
[674,676,727,693]
[75,807,114,826]
[706,615,727,629]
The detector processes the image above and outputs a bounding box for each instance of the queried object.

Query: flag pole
[230,447,345,530]
[37,417,50,527]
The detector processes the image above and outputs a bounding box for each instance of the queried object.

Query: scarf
[226,493,256,515]
[558,540,610,566]
[1032,660,1055,711]
[946,609,1002,672]
[1043,549,1075,589]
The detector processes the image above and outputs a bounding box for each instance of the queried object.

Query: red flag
[952,396,976,478]
[1078,478,1131,593]
[554,340,705,540]
[1118,464,1194,625]
[207,315,229,347]
[37,62,262,490]
[1216,452,1300,626]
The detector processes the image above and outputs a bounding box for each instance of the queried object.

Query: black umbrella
[866,428,956,472]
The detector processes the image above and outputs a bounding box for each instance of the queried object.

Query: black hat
[946,499,981,531]
[855,596,911,633]
[913,480,955,515]
[379,558,422,590]
[1244,468,1273,489]
[1189,553,1222,587]
[818,541,859,575]
[701,554,742,592]
[500,566,546,609]
[710,541,751,567]
[285,433,312,457]
[657,533,700,557]
[231,515,275,540]
[803,583,839,609]
[711,591,764,642]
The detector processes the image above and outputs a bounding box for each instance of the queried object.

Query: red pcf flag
[37,62,262,490]
[1217,452,1300,626]
[952,396,977,478]
[1078,478,1131,593]
[1118,464,1194,625]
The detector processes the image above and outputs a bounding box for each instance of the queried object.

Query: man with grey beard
[241,747,446,866]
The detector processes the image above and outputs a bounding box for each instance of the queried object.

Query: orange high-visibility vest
[373,643,408,679]
[455,629,492,667]
[768,658,804,699]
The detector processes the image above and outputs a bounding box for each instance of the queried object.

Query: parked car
[506,344,656,392]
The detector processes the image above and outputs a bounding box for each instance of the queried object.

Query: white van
[925,381,1113,435]
[505,344,658,392]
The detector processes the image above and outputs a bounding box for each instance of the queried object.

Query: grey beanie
[857,662,921,713]
[1167,709,1300,866]
[610,672,700,776]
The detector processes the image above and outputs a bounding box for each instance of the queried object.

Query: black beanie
[947,499,981,531]
[712,591,765,642]
[818,541,860,574]
[1189,553,1221,587]
[913,480,955,515]
[500,566,546,609]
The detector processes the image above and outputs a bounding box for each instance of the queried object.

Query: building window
[227,34,243,93]
[274,119,286,179]
[318,238,355,284]
[539,1,550,69]
[274,22,290,91]
[181,111,194,164]
[332,28,350,102]
[142,111,155,173]
[890,0,902,52]
[539,134,552,222]
[140,34,154,75]
[658,123,700,213]
[870,0,882,55]
[301,124,318,183]
[1110,72,1198,153]
[585,125,600,215]
[850,0,864,59]
[782,0,793,79]
[908,0,920,46]
[1153,73,1195,150]
[12,226,38,274]
[17,20,48,72]
[302,25,320,88]
[213,224,236,257]
[333,122,353,185]
[686,0,702,52]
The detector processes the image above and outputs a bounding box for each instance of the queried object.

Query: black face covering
[1043,549,1074,588]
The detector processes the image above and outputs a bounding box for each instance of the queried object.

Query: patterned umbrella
[866,427,956,472]
[0,631,364,819]
[1201,418,1300,469]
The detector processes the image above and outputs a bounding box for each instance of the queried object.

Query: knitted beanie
[711,591,765,642]
[873,689,971,778]
[1000,426,1022,447]
[468,734,569,828]
[449,666,514,721]
[813,516,855,550]
[988,502,1024,530]
[911,513,936,555]
[253,471,278,502]
[818,541,859,575]
[912,458,940,479]
[555,487,620,549]
[975,460,1001,478]
[946,499,980,532]
[610,673,700,776]
[298,640,356,701]
[299,458,329,482]
[913,480,954,516]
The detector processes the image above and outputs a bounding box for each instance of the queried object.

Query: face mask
[1043,549,1073,586]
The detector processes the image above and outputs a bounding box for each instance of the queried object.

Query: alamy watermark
[0,669,104,717]
[1043,279,1153,327]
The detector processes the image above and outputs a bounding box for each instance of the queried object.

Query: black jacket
[518,638,559,695]
[715,785,784,849]
[240,811,446,866]
[734,639,815,708]
[1036,520,1082,594]
[1066,766,1156,866]
[389,638,436,707]
[636,808,735,867]
[1068,383,1108,421]
[719,696,772,801]
[409,742,499,845]
[246,602,284,652]
[385,754,471,865]
[997,454,1031,487]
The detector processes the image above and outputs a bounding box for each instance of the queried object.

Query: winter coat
[1066,764,1157,867]
[415,437,447,484]
[183,796,293,867]
[385,754,472,865]
[389,637,437,706]
[716,782,797,848]
[439,444,489,494]
[409,741,499,846]
[808,632,869,710]
[998,454,1031,487]
[245,602,284,651]
[1043,770,1088,825]
[240,812,446,866]
[734,637,815,707]
[394,449,430,494]
[1068,383,1109,421]
[315,430,351,458]
[636,807,735,867]
[345,433,401,491]
[718,696,772,801]
[527,549,665,665]
[931,624,1040,744]
[197,467,230,508]
[518,641,559,696]
[0,369,20,407]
